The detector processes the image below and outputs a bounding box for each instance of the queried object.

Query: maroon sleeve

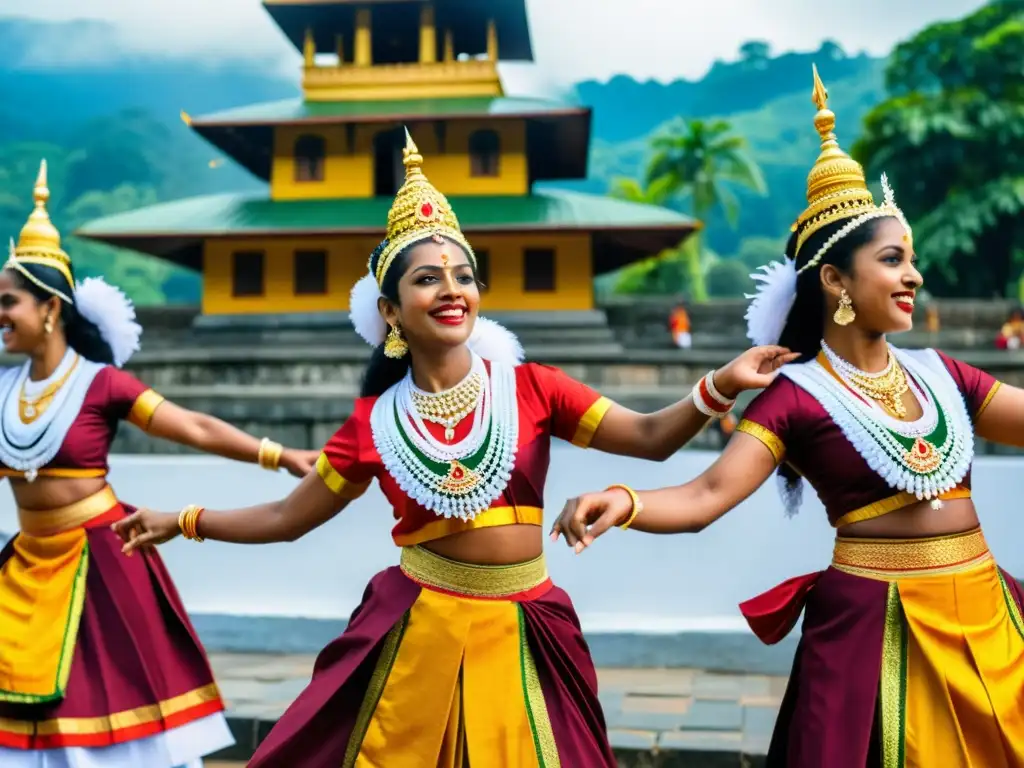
[935,350,1001,420]
[317,398,376,499]
[103,367,165,428]
[522,363,612,447]
[736,377,805,464]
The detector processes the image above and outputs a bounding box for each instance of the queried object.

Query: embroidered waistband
[400,545,550,599]
[18,485,119,537]
[832,527,990,580]
[832,486,972,528]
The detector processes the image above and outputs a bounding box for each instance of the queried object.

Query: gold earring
[384,325,408,359]
[833,290,856,326]
[44,316,54,335]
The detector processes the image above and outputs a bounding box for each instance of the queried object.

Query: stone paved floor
[209,653,787,758]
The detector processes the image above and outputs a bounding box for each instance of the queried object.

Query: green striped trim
[341,611,409,768]
[879,582,908,768]
[0,540,90,705]
[518,606,560,767]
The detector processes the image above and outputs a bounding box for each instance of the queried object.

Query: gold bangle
[606,484,643,530]
[179,504,205,542]
[258,438,283,471]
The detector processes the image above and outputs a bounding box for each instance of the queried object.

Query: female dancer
[113,131,795,767]
[552,67,1024,767]
[0,161,318,767]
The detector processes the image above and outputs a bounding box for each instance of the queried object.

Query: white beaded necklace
[371,353,519,520]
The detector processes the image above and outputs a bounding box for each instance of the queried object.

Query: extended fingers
[121,529,158,556]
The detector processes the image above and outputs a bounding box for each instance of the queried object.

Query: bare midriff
[421,523,543,565]
[9,476,109,514]
[837,497,980,539]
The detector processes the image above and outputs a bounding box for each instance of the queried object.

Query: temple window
[475,249,490,291]
[294,134,326,182]
[469,130,500,177]
[294,250,328,295]
[523,249,555,292]
[232,251,265,297]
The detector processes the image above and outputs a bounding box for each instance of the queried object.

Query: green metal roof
[192,96,584,126]
[189,97,591,183]
[76,189,698,275]
[263,0,534,61]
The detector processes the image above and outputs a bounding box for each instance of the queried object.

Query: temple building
[77,0,697,319]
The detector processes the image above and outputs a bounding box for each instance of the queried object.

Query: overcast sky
[0,0,987,84]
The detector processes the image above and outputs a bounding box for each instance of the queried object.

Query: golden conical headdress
[372,128,475,287]
[792,66,910,271]
[5,160,75,299]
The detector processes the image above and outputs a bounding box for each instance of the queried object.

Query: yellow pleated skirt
[833,529,1024,767]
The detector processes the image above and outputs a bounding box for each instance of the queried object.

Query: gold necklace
[19,354,80,424]
[844,352,910,418]
[411,372,483,442]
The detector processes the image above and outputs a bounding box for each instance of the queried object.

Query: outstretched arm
[589,345,797,461]
[143,400,319,478]
[113,468,354,552]
[551,431,778,552]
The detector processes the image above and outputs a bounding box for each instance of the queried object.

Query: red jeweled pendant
[904,437,941,474]
[420,201,434,218]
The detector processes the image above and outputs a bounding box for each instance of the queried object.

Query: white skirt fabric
[0,712,234,768]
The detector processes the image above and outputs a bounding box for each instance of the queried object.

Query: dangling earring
[833,290,856,326]
[43,315,54,335]
[384,325,408,359]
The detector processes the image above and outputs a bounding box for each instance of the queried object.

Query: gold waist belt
[18,485,119,537]
[400,545,550,599]
[832,527,991,580]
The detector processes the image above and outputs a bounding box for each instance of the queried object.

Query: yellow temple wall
[200,232,593,315]
[269,121,528,200]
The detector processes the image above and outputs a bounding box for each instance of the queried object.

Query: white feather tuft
[349,273,388,347]
[468,316,525,366]
[73,277,142,367]
[744,258,798,347]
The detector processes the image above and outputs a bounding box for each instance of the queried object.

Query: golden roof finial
[16,160,68,264]
[794,65,875,255]
[372,127,475,285]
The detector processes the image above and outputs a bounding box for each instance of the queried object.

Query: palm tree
[645,118,766,300]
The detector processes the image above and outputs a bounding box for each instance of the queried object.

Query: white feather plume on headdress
[73,277,142,367]
[744,258,798,347]
[468,316,524,366]
[349,273,388,346]
[347,270,524,366]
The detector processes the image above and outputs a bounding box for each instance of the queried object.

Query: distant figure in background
[995,306,1024,350]
[668,300,692,348]
[0,162,317,767]
[555,69,1024,767]
[111,133,797,768]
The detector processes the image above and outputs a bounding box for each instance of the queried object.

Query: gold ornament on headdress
[792,65,911,273]
[371,128,475,288]
[5,160,75,302]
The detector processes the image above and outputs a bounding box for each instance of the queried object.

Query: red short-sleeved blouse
[316,361,612,547]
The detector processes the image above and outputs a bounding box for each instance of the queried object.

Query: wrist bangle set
[691,370,736,419]
[258,437,283,471]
